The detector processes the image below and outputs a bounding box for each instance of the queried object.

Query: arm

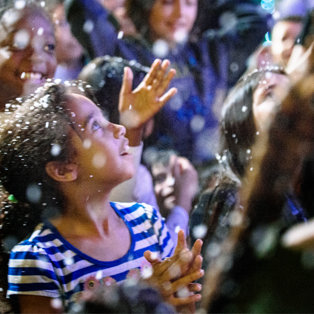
[7,244,62,313]
[110,59,176,202]
[172,156,199,214]
[18,296,60,314]
[203,2,271,86]
[164,156,199,242]
[64,0,119,59]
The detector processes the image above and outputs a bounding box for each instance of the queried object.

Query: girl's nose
[172,0,183,18]
[113,123,126,138]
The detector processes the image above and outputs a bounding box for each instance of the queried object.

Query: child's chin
[125,168,135,181]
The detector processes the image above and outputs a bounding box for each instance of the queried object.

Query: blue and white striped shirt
[7,202,174,309]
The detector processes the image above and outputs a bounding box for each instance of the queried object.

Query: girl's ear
[45,161,78,182]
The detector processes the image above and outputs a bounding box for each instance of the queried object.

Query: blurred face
[271,20,302,66]
[252,71,290,131]
[151,158,176,211]
[66,94,134,186]
[149,0,198,45]
[0,10,57,101]
[52,4,83,64]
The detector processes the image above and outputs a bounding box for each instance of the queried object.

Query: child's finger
[143,59,161,85]
[169,269,205,295]
[158,87,177,106]
[143,250,161,265]
[168,293,202,307]
[188,255,203,274]
[165,250,193,280]
[156,68,176,96]
[191,239,203,259]
[173,229,187,254]
[144,252,182,278]
[153,59,171,86]
[119,67,134,112]
[188,283,202,293]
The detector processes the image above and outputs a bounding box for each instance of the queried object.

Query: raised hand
[172,156,199,213]
[119,58,177,130]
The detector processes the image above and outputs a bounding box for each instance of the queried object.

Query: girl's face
[0,11,57,100]
[252,72,290,131]
[66,93,134,187]
[53,4,83,64]
[149,0,198,45]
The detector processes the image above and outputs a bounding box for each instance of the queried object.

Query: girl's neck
[51,188,119,238]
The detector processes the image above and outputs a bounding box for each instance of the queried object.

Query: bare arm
[18,295,62,314]
[110,59,177,202]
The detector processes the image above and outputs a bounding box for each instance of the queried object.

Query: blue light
[260,0,275,13]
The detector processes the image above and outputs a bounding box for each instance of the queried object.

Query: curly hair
[0,81,87,250]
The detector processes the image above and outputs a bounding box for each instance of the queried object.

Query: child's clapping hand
[143,230,203,311]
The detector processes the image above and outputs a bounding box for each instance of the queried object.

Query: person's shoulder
[10,222,57,253]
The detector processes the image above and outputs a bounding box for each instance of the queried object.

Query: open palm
[119,59,177,129]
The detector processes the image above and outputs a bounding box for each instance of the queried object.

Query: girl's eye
[91,120,102,132]
[44,43,55,53]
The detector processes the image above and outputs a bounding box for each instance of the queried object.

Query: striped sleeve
[7,242,60,298]
[150,206,174,259]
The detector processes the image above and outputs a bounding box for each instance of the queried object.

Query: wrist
[125,127,144,146]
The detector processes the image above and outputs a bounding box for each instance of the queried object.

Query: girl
[189,66,310,271]
[1,81,203,313]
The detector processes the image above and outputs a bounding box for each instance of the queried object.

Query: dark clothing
[191,176,314,312]
[65,0,270,164]
[190,178,309,271]
[207,223,314,313]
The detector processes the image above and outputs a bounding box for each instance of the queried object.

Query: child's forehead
[1,9,53,36]
[66,93,104,122]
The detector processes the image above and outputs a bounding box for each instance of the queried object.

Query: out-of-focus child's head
[0,2,56,108]
[125,0,198,46]
[79,55,149,123]
[51,1,83,65]
[220,66,288,177]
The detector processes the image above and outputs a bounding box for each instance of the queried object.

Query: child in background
[0,1,57,110]
[50,0,86,81]
[1,79,203,313]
